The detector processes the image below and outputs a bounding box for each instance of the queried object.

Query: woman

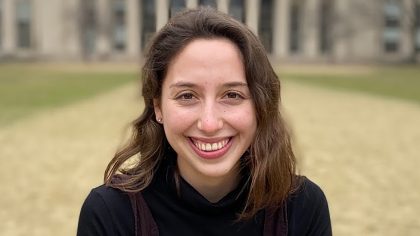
[77,8,331,236]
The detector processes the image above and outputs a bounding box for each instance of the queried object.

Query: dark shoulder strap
[264,203,288,236]
[128,192,159,236]
[128,193,139,235]
[110,175,159,236]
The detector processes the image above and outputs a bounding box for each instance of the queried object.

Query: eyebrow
[169,82,196,89]
[169,81,248,89]
[222,82,248,88]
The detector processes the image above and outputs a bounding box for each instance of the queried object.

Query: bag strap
[128,192,159,236]
[263,203,288,236]
[110,175,159,236]
[118,170,286,236]
[128,192,139,235]
[129,192,287,236]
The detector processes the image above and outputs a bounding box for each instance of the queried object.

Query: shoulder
[89,184,132,208]
[288,177,328,208]
[77,185,135,236]
[286,176,332,236]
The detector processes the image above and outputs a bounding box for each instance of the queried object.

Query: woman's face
[154,38,257,186]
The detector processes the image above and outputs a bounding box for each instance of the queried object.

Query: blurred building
[0,0,419,63]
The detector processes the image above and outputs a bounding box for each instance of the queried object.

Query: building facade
[0,0,419,62]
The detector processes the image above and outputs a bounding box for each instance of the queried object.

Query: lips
[189,137,232,159]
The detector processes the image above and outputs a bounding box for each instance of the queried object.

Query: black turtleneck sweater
[77,159,332,236]
[141,159,264,236]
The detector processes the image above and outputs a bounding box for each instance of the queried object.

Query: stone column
[33,0,62,57]
[63,0,82,59]
[156,0,169,30]
[32,0,45,56]
[96,0,111,57]
[401,0,415,61]
[186,0,198,9]
[332,0,349,62]
[302,0,320,59]
[273,0,290,58]
[245,0,260,34]
[351,1,380,61]
[127,0,141,57]
[217,0,229,13]
[2,0,16,54]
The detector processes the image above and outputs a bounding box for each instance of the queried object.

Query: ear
[153,98,162,121]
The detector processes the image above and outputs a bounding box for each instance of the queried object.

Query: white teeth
[193,138,230,152]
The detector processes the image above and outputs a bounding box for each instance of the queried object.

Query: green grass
[0,64,137,126]
[281,66,420,104]
[1,64,419,127]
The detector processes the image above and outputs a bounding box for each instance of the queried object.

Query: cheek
[226,106,257,132]
[162,103,197,132]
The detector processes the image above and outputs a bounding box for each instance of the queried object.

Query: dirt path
[283,82,420,236]
[0,83,141,236]
[1,80,419,235]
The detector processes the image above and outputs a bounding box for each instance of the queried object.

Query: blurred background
[1,0,420,62]
[0,0,419,235]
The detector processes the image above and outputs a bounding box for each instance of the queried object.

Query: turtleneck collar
[153,154,250,216]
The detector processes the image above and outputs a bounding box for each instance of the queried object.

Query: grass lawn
[0,64,138,126]
[1,63,418,127]
[280,65,420,105]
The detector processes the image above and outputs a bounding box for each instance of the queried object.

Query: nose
[197,102,223,134]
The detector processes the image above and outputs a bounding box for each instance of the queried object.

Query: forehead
[168,38,243,69]
[163,38,246,88]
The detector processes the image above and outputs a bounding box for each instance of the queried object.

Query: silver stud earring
[157,117,162,123]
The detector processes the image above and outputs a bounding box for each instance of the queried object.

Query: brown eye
[181,93,193,100]
[174,92,198,105]
[226,92,242,99]
[176,92,194,100]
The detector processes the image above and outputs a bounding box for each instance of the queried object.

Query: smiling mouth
[190,138,230,152]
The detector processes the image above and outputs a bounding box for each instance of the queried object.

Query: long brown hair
[105,7,297,220]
